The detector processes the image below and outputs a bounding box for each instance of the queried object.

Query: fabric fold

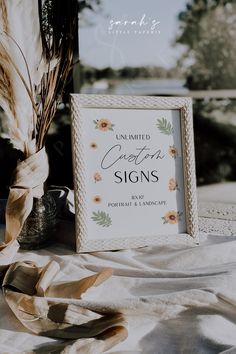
[1,260,127,353]
[0,148,49,268]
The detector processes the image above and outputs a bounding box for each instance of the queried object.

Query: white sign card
[71,95,199,252]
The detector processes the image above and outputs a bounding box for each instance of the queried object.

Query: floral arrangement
[0,0,77,155]
[0,0,77,256]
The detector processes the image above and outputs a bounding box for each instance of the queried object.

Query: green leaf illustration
[157,118,174,135]
[91,210,112,227]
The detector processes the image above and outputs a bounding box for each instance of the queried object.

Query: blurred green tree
[177,0,236,89]
[78,0,101,12]
[176,0,236,185]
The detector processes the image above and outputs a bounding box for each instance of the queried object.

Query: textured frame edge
[70,94,199,253]
[180,101,199,243]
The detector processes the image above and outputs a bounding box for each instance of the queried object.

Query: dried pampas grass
[0,0,77,254]
[0,0,8,33]
[0,42,16,119]
[37,0,77,149]
[0,0,77,154]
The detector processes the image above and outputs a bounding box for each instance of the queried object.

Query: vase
[17,191,57,250]
[0,199,7,224]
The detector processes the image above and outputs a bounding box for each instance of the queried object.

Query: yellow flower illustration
[162,210,182,224]
[93,195,102,204]
[90,142,98,149]
[94,118,114,132]
[94,172,102,183]
[168,178,178,191]
[168,145,178,158]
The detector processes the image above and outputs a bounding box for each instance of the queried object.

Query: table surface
[0,183,236,354]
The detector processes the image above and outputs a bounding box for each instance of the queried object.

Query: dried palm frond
[38,0,77,60]
[36,0,77,149]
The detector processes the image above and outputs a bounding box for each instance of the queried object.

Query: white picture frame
[70,94,199,252]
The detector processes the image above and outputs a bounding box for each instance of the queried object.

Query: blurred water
[81,78,188,96]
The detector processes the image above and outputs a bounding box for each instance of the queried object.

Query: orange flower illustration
[90,142,98,149]
[168,145,178,158]
[94,118,114,132]
[168,178,179,191]
[162,210,182,224]
[94,172,102,183]
[93,195,102,204]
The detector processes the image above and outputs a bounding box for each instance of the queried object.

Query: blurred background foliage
[177,0,236,184]
[177,0,236,90]
[0,0,236,197]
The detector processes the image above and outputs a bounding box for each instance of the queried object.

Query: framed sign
[71,94,199,253]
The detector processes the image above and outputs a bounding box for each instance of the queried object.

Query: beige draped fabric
[1,188,236,353]
[0,151,128,353]
[0,148,48,269]
[0,172,128,353]
[2,260,128,353]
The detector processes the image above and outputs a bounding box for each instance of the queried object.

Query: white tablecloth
[0,185,236,354]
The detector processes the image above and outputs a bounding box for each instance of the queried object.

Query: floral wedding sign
[71,94,199,252]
